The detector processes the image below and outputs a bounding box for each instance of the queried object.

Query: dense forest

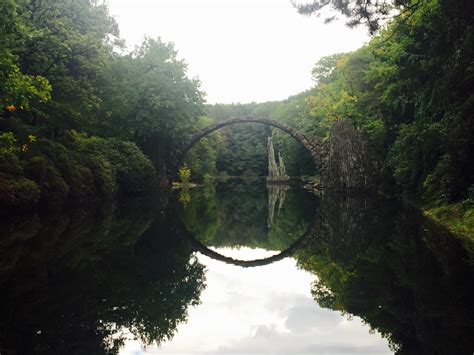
[0,0,472,234]
[189,0,474,235]
[0,1,473,352]
[0,0,204,209]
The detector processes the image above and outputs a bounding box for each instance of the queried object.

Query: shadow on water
[0,180,473,354]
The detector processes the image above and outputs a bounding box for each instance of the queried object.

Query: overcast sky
[106,0,369,104]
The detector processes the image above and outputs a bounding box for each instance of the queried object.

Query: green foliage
[0,130,156,208]
[0,0,52,110]
[203,104,270,177]
[0,175,40,208]
[8,0,119,127]
[179,165,191,186]
[104,140,156,194]
[0,149,22,175]
[183,116,219,181]
[286,0,473,205]
[1,0,204,195]
[179,180,318,251]
[426,203,474,238]
[185,137,217,181]
[292,0,414,34]
[93,37,204,177]
[23,155,70,203]
[0,132,17,152]
[311,53,345,84]
[71,132,157,195]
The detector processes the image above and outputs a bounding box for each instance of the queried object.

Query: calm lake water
[1,179,473,354]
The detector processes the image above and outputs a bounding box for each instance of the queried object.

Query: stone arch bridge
[176,116,376,191]
[180,116,324,167]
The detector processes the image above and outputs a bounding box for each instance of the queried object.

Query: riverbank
[424,203,474,239]
[0,130,157,212]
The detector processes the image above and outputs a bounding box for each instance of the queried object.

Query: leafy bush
[0,130,157,209]
[23,156,70,204]
[0,150,23,176]
[86,154,117,197]
[28,139,96,200]
[179,165,191,186]
[71,132,156,194]
[0,175,41,208]
[0,132,18,153]
[104,140,156,194]
[422,154,457,205]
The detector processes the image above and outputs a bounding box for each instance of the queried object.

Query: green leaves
[95,37,204,149]
[0,0,52,110]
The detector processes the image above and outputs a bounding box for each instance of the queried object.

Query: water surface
[0,180,473,354]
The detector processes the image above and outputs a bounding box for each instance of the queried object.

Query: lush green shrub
[422,154,457,205]
[86,154,117,197]
[23,156,70,204]
[28,139,96,200]
[71,132,156,194]
[0,175,41,208]
[104,140,156,194]
[0,128,157,209]
[178,165,191,187]
[0,151,23,176]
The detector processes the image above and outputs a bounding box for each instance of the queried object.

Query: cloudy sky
[106,0,369,104]
[120,248,391,355]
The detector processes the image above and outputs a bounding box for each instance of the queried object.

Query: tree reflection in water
[1,182,473,355]
[0,197,205,354]
[179,181,474,354]
[178,179,317,251]
[296,193,474,354]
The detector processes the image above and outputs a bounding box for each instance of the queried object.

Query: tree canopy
[292,0,419,34]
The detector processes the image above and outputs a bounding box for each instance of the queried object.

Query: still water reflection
[0,180,473,354]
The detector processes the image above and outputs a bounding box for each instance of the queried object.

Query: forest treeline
[1,0,473,230]
[0,0,204,209]
[190,0,473,234]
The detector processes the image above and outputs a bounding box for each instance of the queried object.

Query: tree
[94,38,205,183]
[292,0,419,34]
[10,0,120,130]
[0,0,51,111]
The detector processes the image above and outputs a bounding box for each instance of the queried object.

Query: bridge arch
[182,216,319,268]
[178,116,323,167]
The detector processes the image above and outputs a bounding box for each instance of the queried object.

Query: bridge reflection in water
[177,181,474,354]
[177,179,318,268]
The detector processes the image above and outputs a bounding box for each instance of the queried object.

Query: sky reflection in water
[121,247,391,355]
